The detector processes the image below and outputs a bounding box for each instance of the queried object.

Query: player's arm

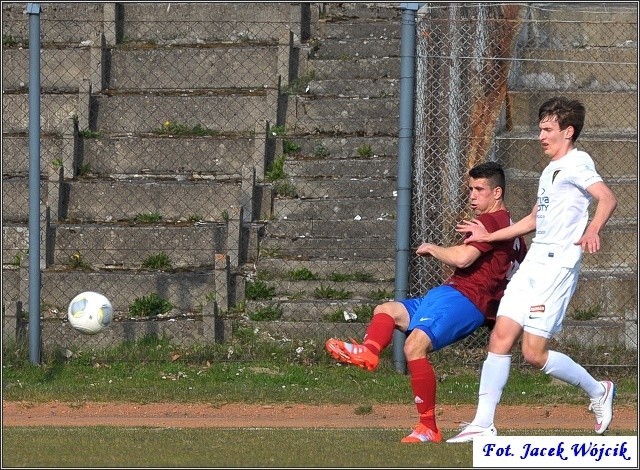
[456,203,537,244]
[416,242,481,269]
[574,181,618,253]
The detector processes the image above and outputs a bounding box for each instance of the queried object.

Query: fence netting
[1,2,636,369]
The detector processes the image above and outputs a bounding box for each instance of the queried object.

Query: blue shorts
[399,285,485,351]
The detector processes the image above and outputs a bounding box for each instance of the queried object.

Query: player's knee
[403,333,431,359]
[522,350,546,368]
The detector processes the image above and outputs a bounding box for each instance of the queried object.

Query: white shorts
[496,259,579,339]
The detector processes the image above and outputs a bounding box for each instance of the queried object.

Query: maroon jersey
[444,210,527,326]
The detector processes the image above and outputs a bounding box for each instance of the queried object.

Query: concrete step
[109,45,280,91]
[291,177,397,200]
[94,92,275,134]
[496,134,638,177]
[272,197,396,222]
[285,156,396,178]
[246,298,380,322]
[308,57,400,80]
[307,78,399,98]
[288,96,398,135]
[310,37,401,59]
[261,278,394,299]
[2,177,48,223]
[3,47,91,92]
[2,135,65,176]
[64,179,243,222]
[0,263,198,316]
[257,258,394,281]
[2,224,29,265]
[526,3,638,49]
[322,3,402,21]
[572,268,637,320]
[319,18,401,40]
[259,235,395,260]
[52,222,225,269]
[282,135,397,159]
[3,93,77,134]
[120,2,296,44]
[243,319,368,342]
[507,91,637,134]
[517,48,637,92]
[82,135,259,177]
[37,268,217,314]
[1,2,106,44]
[265,219,396,239]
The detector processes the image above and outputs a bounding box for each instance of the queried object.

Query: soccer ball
[67,291,113,335]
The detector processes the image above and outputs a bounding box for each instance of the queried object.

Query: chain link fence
[413,2,637,366]
[2,2,636,368]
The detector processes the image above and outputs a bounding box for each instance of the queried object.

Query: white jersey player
[448,96,618,442]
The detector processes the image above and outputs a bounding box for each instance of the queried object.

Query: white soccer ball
[67,291,113,335]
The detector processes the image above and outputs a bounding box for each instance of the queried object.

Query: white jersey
[527,148,603,269]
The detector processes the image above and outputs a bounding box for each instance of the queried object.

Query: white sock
[541,350,604,398]
[473,352,511,427]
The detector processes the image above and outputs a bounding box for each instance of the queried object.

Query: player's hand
[415,243,433,256]
[455,219,488,244]
[574,232,601,253]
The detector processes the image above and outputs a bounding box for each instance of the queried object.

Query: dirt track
[3,401,637,432]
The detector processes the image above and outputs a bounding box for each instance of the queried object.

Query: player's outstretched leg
[325,338,379,371]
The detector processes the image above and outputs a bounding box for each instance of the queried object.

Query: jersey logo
[552,169,561,183]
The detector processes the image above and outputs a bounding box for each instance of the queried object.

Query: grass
[2,349,637,406]
[2,339,637,468]
[3,427,474,467]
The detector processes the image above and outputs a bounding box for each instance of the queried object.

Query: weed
[283,139,301,154]
[269,125,287,137]
[323,308,347,322]
[313,285,352,300]
[248,304,283,321]
[286,268,319,281]
[273,181,297,197]
[51,158,63,171]
[187,214,203,222]
[134,212,162,223]
[329,272,376,283]
[155,121,219,137]
[141,252,172,270]
[356,144,373,158]
[283,70,317,94]
[129,293,173,317]
[572,305,602,321]
[79,128,101,138]
[2,34,25,47]
[369,288,392,302]
[221,210,230,222]
[258,247,281,258]
[246,280,276,300]
[266,155,287,181]
[67,252,91,270]
[353,304,374,323]
[11,249,28,267]
[76,163,92,177]
[313,141,330,158]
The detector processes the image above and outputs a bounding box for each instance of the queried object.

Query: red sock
[407,357,438,431]
[362,313,395,356]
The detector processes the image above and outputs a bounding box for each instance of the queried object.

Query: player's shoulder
[478,210,511,229]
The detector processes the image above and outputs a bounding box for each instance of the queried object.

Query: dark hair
[538,96,586,142]
[468,161,505,196]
